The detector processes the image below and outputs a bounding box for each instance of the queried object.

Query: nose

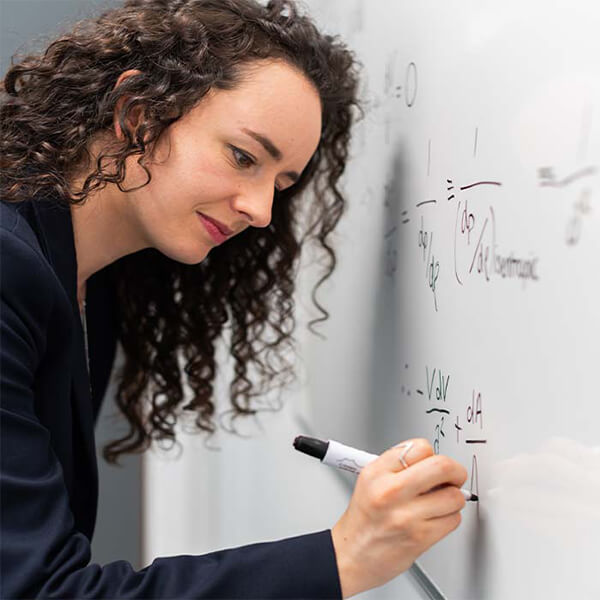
[231,182,274,229]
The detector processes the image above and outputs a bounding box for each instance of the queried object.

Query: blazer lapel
[30,198,99,537]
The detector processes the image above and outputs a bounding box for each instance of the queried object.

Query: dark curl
[0,0,361,463]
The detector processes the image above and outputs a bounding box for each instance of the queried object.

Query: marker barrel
[323,440,379,474]
[294,435,478,501]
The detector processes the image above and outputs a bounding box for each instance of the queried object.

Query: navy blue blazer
[0,197,342,599]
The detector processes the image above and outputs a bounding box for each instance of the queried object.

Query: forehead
[185,60,323,161]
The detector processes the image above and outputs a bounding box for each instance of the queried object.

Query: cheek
[130,144,239,262]
[153,148,234,206]
[128,182,211,264]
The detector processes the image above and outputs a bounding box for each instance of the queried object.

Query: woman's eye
[230,146,255,168]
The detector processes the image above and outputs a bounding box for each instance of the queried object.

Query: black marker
[293,435,478,501]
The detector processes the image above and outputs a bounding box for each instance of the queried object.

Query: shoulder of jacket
[1,201,46,255]
[1,203,64,365]
[1,206,59,310]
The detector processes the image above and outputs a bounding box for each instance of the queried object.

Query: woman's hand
[330,439,468,598]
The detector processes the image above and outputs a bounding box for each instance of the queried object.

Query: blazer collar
[28,197,99,533]
[29,197,80,316]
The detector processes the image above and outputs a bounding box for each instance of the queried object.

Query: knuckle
[431,454,454,475]
[368,481,395,510]
[413,438,434,457]
[359,461,377,481]
[435,455,465,480]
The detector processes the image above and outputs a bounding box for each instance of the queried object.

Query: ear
[112,69,145,142]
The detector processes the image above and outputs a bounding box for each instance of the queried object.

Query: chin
[160,243,211,265]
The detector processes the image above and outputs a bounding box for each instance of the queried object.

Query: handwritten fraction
[411,364,488,498]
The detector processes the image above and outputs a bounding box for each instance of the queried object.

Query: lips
[198,213,233,236]
[196,212,233,244]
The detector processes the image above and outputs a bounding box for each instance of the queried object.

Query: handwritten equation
[412,364,486,500]
[390,168,542,311]
[378,120,600,311]
[538,165,597,246]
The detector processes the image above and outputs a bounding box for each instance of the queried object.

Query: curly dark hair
[0,0,361,464]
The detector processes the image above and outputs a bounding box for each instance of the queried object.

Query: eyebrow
[241,127,300,183]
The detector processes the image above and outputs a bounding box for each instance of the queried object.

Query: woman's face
[121,60,322,264]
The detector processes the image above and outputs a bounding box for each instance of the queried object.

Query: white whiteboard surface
[301,2,600,598]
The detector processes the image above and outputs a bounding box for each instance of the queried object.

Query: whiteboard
[300,2,600,598]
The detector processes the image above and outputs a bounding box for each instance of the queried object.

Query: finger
[370,438,434,475]
[411,485,466,520]
[398,454,468,497]
[425,511,462,546]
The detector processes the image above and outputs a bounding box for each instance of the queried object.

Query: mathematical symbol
[468,217,488,274]
[539,166,597,188]
[427,139,431,176]
[460,180,502,191]
[401,209,410,224]
[416,199,437,208]
[447,179,455,201]
[470,455,480,499]
[395,85,402,99]
[455,415,463,443]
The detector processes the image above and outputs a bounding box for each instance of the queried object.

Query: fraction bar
[416,199,437,207]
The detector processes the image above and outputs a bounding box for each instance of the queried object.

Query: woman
[0,0,468,597]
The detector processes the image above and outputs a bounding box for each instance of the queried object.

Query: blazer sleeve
[0,228,343,599]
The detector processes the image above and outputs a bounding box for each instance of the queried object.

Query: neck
[69,184,149,298]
